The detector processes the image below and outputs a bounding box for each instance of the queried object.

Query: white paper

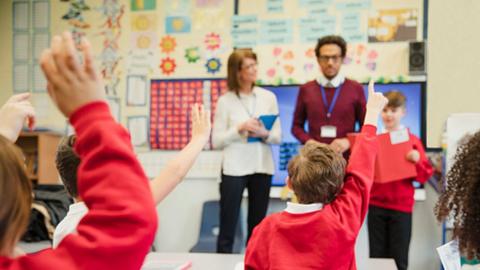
[389,128,410,144]
[437,240,461,270]
[128,117,148,147]
[14,33,29,61]
[127,75,147,106]
[33,33,49,60]
[33,1,49,29]
[14,64,29,92]
[13,2,29,30]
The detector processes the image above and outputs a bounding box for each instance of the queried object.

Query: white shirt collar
[316,72,345,88]
[284,201,324,214]
[68,201,88,215]
[381,125,406,134]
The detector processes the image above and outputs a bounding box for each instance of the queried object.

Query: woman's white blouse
[212,87,282,176]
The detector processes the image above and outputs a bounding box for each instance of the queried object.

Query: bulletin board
[14,0,423,155]
[237,0,424,85]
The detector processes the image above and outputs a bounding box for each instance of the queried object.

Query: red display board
[150,79,227,150]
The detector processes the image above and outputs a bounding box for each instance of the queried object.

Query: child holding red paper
[368,91,433,270]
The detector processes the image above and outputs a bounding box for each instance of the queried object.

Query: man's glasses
[318,55,343,63]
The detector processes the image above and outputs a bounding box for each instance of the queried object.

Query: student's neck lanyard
[237,93,256,118]
[320,84,342,119]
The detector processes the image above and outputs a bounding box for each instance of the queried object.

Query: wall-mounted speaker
[409,41,426,75]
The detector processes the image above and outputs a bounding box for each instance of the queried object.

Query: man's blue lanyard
[320,84,342,119]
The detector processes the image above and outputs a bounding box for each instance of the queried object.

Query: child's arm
[8,32,157,270]
[331,81,387,230]
[406,136,434,183]
[149,104,211,204]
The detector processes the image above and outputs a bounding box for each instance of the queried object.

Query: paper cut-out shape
[160,57,177,75]
[266,68,276,78]
[305,48,315,58]
[273,47,282,57]
[205,58,221,74]
[130,0,156,11]
[204,32,221,51]
[185,47,201,63]
[282,51,294,60]
[159,35,177,54]
[166,16,191,33]
[283,65,294,75]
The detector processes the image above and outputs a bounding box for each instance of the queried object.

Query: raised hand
[364,80,388,127]
[191,103,211,144]
[40,32,104,117]
[0,93,35,142]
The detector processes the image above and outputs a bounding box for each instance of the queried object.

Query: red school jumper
[0,102,158,270]
[245,125,378,270]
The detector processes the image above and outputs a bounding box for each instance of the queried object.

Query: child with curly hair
[436,130,480,262]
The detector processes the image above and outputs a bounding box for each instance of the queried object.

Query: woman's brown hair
[0,135,32,255]
[435,131,480,259]
[227,49,257,95]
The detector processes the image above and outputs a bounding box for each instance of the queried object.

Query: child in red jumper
[0,32,157,269]
[368,91,433,270]
[244,81,387,270]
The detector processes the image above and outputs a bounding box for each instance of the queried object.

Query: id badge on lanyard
[319,84,342,138]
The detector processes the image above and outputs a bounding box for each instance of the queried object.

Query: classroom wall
[0,1,13,104]
[427,0,480,147]
[2,0,479,147]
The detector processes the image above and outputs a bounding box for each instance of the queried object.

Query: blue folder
[247,114,278,143]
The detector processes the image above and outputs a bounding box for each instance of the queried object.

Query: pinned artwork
[159,35,177,54]
[131,14,156,32]
[266,68,276,78]
[165,0,191,16]
[305,48,315,58]
[282,50,294,60]
[196,0,223,8]
[150,79,228,150]
[185,47,201,63]
[160,57,177,75]
[204,33,221,51]
[127,116,148,147]
[166,16,192,34]
[343,44,379,72]
[126,49,156,75]
[205,58,222,74]
[303,63,315,73]
[192,8,226,31]
[283,65,294,75]
[368,9,418,42]
[130,0,156,11]
[131,31,157,50]
[60,0,91,48]
[98,0,125,96]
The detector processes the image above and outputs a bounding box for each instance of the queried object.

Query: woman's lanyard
[237,93,256,118]
[320,84,342,120]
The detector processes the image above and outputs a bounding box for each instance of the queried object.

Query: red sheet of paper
[347,132,417,183]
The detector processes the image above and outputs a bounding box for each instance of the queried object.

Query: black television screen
[263,82,425,186]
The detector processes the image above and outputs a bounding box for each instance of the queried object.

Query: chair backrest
[198,200,221,239]
[192,200,244,253]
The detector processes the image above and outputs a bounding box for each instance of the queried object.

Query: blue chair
[190,200,244,253]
